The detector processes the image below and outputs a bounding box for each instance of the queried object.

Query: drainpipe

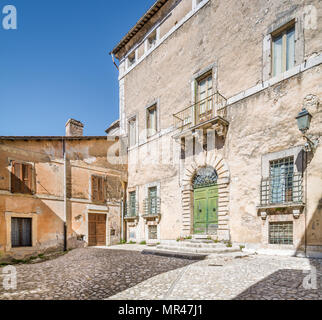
[121,198,124,241]
[304,149,308,258]
[63,139,67,252]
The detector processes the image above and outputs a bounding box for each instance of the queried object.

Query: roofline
[0,136,107,141]
[110,0,169,57]
[105,119,120,134]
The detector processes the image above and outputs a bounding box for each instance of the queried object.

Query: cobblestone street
[0,247,321,300]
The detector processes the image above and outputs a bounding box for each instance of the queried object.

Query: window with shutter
[11,162,33,194]
[91,175,106,204]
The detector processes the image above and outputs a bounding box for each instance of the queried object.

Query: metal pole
[63,139,67,252]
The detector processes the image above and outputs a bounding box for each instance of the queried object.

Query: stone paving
[0,248,193,300]
[109,254,322,300]
[0,247,321,300]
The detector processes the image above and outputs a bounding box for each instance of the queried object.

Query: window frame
[5,212,38,251]
[11,217,32,248]
[269,156,295,205]
[271,21,296,76]
[269,221,294,245]
[128,116,137,148]
[91,174,106,204]
[10,160,34,195]
[146,103,158,138]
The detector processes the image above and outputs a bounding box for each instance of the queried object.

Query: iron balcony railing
[260,173,303,206]
[143,197,161,216]
[173,92,227,130]
[124,201,139,218]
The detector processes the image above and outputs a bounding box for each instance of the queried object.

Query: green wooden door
[194,186,218,235]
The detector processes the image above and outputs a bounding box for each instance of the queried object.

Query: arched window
[193,167,218,189]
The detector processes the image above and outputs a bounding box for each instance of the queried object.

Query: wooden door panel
[88,214,106,246]
[194,186,218,235]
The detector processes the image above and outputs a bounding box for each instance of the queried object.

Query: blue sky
[0,0,155,136]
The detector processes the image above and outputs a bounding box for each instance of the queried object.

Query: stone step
[158,242,228,249]
[142,249,207,261]
[156,244,241,254]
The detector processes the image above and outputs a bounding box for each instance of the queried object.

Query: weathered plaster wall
[120,0,322,248]
[0,139,125,260]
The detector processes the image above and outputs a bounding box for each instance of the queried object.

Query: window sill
[257,202,305,210]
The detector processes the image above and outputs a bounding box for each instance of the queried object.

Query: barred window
[269,222,293,245]
[148,225,158,240]
[270,157,294,204]
[148,187,158,215]
[129,191,137,216]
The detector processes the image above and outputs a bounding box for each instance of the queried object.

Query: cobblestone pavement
[109,255,322,300]
[0,248,193,300]
[0,248,321,300]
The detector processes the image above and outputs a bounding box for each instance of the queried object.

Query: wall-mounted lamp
[296,108,320,152]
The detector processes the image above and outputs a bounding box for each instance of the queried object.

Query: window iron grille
[269,222,293,245]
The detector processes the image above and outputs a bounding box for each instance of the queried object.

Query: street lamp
[296,108,319,152]
[296,108,312,134]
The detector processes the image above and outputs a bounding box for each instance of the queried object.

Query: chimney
[65,119,84,137]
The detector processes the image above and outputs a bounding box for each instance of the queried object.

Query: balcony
[258,173,304,209]
[124,201,139,221]
[143,197,161,222]
[173,92,228,133]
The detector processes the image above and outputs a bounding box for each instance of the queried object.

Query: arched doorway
[193,167,218,235]
[181,154,230,240]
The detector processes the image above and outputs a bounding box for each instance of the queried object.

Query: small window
[148,187,158,215]
[91,175,106,204]
[127,51,136,68]
[148,225,158,240]
[147,30,157,50]
[147,104,158,137]
[128,117,137,147]
[272,23,295,76]
[11,218,32,248]
[129,191,137,216]
[11,161,33,194]
[269,222,293,245]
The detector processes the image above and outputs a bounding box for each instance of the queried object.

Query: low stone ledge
[142,249,207,261]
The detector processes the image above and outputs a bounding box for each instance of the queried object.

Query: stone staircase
[142,237,242,260]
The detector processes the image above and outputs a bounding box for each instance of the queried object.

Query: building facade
[0,120,126,262]
[110,0,322,256]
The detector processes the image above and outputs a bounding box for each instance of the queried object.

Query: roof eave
[110,0,168,58]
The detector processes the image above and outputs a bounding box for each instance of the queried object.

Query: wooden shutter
[98,176,103,202]
[11,162,33,194]
[22,163,33,194]
[92,175,98,202]
[11,161,22,193]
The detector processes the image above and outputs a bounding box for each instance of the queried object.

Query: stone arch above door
[181,154,230,240]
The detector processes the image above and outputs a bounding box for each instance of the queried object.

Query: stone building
[110,0,322,256]
[0,119,125,261]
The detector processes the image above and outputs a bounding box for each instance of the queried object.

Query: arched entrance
[193,167,219,235]
[181,154,231,240]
